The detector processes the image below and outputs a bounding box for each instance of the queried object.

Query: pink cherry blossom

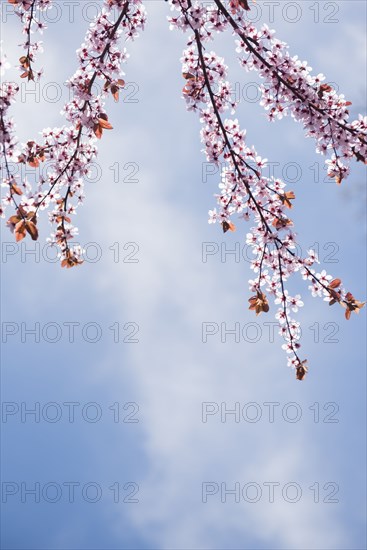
[1,0,365,378]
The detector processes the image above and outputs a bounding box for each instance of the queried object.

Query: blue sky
[1,1,366,548]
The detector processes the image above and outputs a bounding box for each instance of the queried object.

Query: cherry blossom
[8,0,52,80]
[169,0,365,378]
[2,0,146,267]
[1,0,365,378]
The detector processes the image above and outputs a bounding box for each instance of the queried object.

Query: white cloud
[1,3,365,549]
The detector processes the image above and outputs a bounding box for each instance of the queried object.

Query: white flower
[208,209,217,224]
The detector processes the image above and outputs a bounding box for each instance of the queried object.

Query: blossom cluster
[0,80,22,217]
[2,0,146,266]
[8,0,52,80]
[171,0,365,378]
[171,0,367,185]
[214,0,367,184]
[2,0,365,378]
[168,0,229,34]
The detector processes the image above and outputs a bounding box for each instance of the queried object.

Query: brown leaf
[14,220,27,242]
[183,72,195,80]
[318,83,333,99]
[111,85,119,102]
[61,250,84,268]
[328,278,342,289]
[328,288,341,305]
[25,220,38,241]
[26,211,37,222]
[239,0,251,10]
[342,292,366,319]
[98,118,113,130]
[280,191,295,209]
[19,56,29,68]
[222,221,236,233]
[28,157,40,168]
[10,183,23,196]
[7,215,21,225]
[94,124,103,139]
[296,360,308,380]
[249,291,269,316]
[272,216,293,230]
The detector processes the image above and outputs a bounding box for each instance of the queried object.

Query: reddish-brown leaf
[25,220,38,241]
[239,0,251,10]
[19,56,29,68]
[94,124,103,139]
[10,183,23,196]
[14,220,26,242]
[98,118,113,130]
[272,216,293,229]
[28,157,40,168]
[7,215,21,225]
[248,291,269,316]
[296,360,308,380]
[280,191,295,209]
[61,251,83,268]
[110,85,120,102]
[222,221,236,233]
[328,278,342,289]
[183,72,195,80]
